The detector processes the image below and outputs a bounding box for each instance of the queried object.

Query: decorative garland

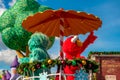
[17,58,99,75]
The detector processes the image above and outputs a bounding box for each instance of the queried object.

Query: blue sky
[0,0,120,70]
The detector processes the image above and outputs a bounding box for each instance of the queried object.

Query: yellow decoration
[25,76,29,79]
[19,69,22,73]
[82,60,86,65]
[19,69,23,74]
[48,59,52,64]
[32,67,35,71]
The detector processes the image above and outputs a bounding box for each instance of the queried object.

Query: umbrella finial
[60,8,64,10]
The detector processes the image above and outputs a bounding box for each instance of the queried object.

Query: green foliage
[0,10,15,32]
[0,0,54,52]
[0,74,2,79]
[1,27,32,51]
[38,5,53,12]
[9,0,40,15]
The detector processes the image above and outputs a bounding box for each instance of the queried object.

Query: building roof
[88,51,120,58]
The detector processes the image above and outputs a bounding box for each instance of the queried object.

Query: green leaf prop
[0,0,54,52]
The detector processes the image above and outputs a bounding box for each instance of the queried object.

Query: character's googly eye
[71,35,78,43]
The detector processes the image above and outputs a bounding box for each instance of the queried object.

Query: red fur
[63,32,97,80]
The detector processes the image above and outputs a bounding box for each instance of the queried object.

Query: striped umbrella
[22,8,102,59]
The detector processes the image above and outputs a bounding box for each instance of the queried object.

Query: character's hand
[88,31,97,43]
[90,31,94,36]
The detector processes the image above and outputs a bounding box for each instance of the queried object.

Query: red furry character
[63,31,97,80]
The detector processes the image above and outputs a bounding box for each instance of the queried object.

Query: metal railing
[16,71,92,80]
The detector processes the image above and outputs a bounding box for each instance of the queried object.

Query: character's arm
[80,31,97,53]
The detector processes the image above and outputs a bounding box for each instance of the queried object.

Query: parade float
[0,0,102,80]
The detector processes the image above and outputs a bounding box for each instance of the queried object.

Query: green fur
[28,33,49,51]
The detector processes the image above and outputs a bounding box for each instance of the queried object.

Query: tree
[0,0,54,57]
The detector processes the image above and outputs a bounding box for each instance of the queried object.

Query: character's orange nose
[76,39,82,47]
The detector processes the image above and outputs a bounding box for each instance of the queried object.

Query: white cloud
[0,0,6,16]
[50,53,59,59]
[0,8,6,16]
[0,34,8,50]
[8,0,16,7]
[0,0,13,67]
[0,49,16,64]
[0,0,5,8]
[55,37,60,40]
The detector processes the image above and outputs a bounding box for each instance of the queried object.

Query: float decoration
[39,72,48,80]
[17,58,99,75]
[75,69,89,80]
[22,8,102,80]
[10,56,20,80]
[0,0,54,58]
[5,70,11,80]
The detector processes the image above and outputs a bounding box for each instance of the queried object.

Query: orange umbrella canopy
[22,9,102,37]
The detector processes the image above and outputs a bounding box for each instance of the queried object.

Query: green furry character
[28,33,51,80]
[28,32,50,62]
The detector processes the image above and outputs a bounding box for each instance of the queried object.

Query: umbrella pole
[89,70,92,80]
[60,27,64,59]
[60,18,64,59]
[59,18,64,80]
[59,65,62,80]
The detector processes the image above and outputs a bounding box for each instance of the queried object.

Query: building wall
[95,55,120,80]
